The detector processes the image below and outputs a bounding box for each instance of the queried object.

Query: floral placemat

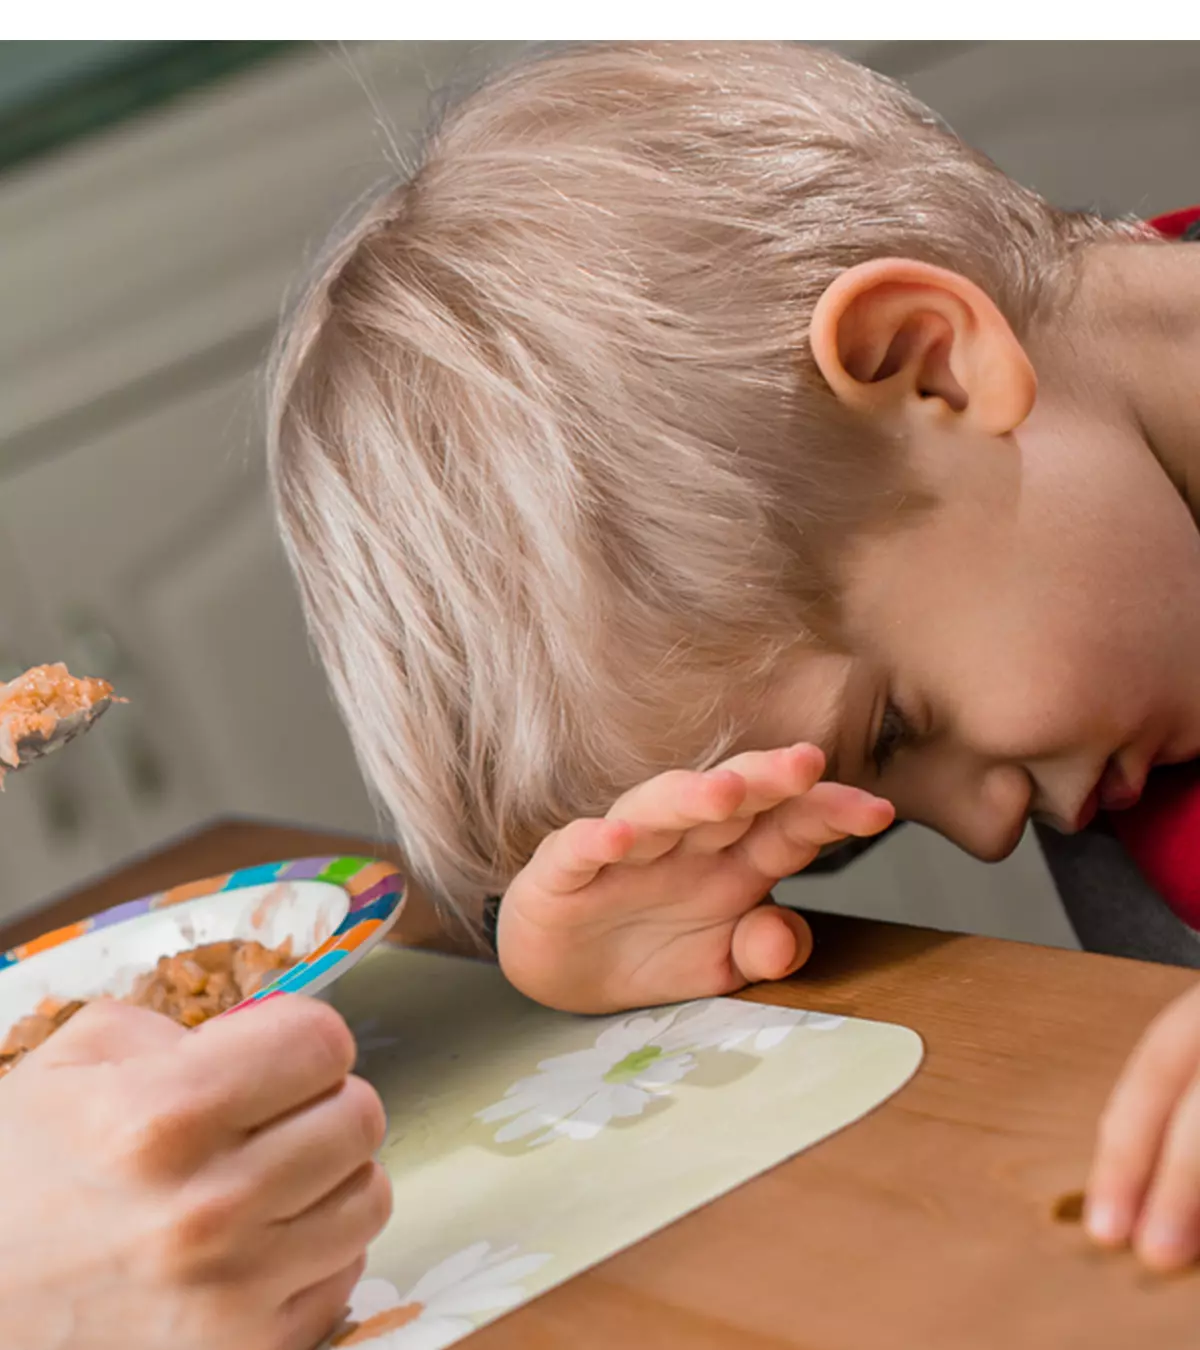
[321,946,923,1348]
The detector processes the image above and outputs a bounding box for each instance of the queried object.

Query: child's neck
[1075,243,1200,520]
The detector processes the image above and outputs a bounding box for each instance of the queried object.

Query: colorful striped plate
[0,857,405,1037]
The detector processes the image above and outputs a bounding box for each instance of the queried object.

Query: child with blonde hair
[270,41,1200,1278]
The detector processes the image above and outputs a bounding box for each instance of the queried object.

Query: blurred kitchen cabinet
[897,41,1200,219]
[0,370,380,922]
[0,43,504,923]
[0,605,121,910]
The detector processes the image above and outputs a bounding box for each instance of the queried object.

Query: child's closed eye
[871,697,916,774]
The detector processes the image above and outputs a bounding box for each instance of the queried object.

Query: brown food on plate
[0,938,294,1077]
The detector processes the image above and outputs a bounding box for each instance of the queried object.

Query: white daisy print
[333,1241,552,1349]
[476,1010,696,1146]
[476,998,840,1147]
[658,1000,842,1055]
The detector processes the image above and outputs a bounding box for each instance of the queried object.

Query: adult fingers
[38,998,186,1067]
[276,1255,368,1350]
[210,1074,387,1225]
[265,1162,393,1296]
[118,997,357,1177]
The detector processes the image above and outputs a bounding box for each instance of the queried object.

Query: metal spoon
[0,665,121,785]
[8,697,115,770]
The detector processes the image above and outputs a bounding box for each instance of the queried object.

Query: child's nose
[939,762,1033,862]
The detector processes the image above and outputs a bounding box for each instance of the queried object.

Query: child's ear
[809,258,1036,437]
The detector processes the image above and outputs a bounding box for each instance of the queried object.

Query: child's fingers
[521,817,638,895]
[606,767,746,829]
[736,782,894,880]
[607,768,751,846]
[1086,990,1200,1250]
[682,745,827,854]
[606,768,748,863]
[522,748,830,893]
[1133,1073,1200,1269]
[730,904,814,986]
[708,743,827,817]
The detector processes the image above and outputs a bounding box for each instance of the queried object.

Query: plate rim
[0,855,407,1012]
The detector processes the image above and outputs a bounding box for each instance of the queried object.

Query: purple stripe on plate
[349,878,399,912]
[281,857,336,881]
[90,898,154,930]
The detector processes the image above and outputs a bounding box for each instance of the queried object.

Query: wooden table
[4,819,1197,1349]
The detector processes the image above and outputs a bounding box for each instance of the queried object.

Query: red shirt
[1103,206,1200,928]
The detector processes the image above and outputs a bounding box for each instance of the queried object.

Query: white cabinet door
[0,604,122,922]
[880,41,1200,215]
[0,367,377,923]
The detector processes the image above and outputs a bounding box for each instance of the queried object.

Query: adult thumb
[39,997,186,1067]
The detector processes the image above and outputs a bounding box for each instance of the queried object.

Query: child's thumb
[730,902,813,985]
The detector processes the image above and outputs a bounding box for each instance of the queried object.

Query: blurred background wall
[0,40,1195,941]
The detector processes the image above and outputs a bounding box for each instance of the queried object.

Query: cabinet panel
[901,41,1200,215]
[0,370,377,890]
[0,566,131,922]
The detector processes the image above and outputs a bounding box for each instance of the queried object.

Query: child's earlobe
[808,258,1036,437]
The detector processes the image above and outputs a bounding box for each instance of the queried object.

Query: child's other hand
[0,995,390,1350]
[497,743,894,1013]
[1087,980,1200,1270]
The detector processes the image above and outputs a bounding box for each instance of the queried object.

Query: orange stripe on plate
[15,921,90,959]
[342,861,395,897]
[306,935,341,961]
[157,875,231,908]
[334,918,382,952]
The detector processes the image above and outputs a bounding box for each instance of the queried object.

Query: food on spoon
[0,663,124,784]
[0,938,294,1076]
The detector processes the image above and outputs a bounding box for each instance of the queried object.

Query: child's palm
[497,745,894,1013]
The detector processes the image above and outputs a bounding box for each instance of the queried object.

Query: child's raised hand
[0,994,391,1350]
[496,744,894,1013]
[1087,980,1200,1270]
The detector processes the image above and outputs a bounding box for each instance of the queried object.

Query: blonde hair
[269,41,1121,914]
